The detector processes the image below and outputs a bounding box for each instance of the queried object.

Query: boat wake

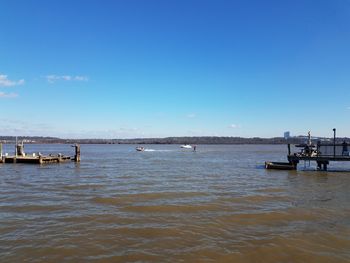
[144,149,173,152]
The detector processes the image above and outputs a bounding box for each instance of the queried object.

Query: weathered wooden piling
[73,144,81,162]
[16,143,25,157]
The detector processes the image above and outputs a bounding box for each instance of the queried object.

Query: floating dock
[0,142,80,164]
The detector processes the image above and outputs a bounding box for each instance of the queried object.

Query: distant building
[284,131,290,139]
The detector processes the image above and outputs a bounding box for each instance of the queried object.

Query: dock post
[0,143,2,159]
[39,155,43,164]
[293,161,298,170]
[317,161,329,171]
[288,144,291,156]
[16,143,24,157]
[74,144,81,162]
[317,161,322,170]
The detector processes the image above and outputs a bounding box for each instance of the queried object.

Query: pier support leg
[74,144,81,162]
[316,161,329,171]
[288,144,291,156]
[323,163,327,171]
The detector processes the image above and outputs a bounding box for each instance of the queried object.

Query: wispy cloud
[347,107,350,110]
[186,113,196,118]
[228,124,241,128]
[0,74,24,87]
[45,75,89,83]
[0,92,18,98]
[186,129,207,136]
[61,127,147,139]
[0,118,52,135]
[119,127,139,132]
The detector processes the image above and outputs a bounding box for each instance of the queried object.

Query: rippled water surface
[0,144,349,262]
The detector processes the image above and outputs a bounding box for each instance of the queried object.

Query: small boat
[136,147,145,152]
[265,161,296,170]
[181,145,192,149]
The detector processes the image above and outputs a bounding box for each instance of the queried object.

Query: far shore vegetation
[1,136,348,145]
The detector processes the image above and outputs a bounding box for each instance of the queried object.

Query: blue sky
[1,0,350,138]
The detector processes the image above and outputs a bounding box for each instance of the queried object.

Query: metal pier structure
[266,129,350,171]
[287,143,350,171]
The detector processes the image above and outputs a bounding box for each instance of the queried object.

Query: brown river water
[0,144,349,262]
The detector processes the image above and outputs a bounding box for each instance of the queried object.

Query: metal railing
[317,144,350,157]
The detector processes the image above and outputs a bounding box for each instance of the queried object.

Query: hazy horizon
[0,134,340,141]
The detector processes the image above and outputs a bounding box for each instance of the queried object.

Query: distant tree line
[1,135,349,145]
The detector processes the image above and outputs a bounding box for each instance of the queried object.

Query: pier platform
[287,154,350,171]
[266,129,350,171]
[2,155,72,164]
[0,142,80,165]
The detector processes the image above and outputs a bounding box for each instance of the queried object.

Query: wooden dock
[0,142,80,165]
[2,155,72,164]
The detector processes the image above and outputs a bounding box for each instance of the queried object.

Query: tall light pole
[333,128,336,157]
[15,136,18,157]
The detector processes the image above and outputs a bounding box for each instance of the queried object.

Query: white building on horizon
[284,131,290,139]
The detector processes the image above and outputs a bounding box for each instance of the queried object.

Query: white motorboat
[136,146,145,152]
[180,145,192,149]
